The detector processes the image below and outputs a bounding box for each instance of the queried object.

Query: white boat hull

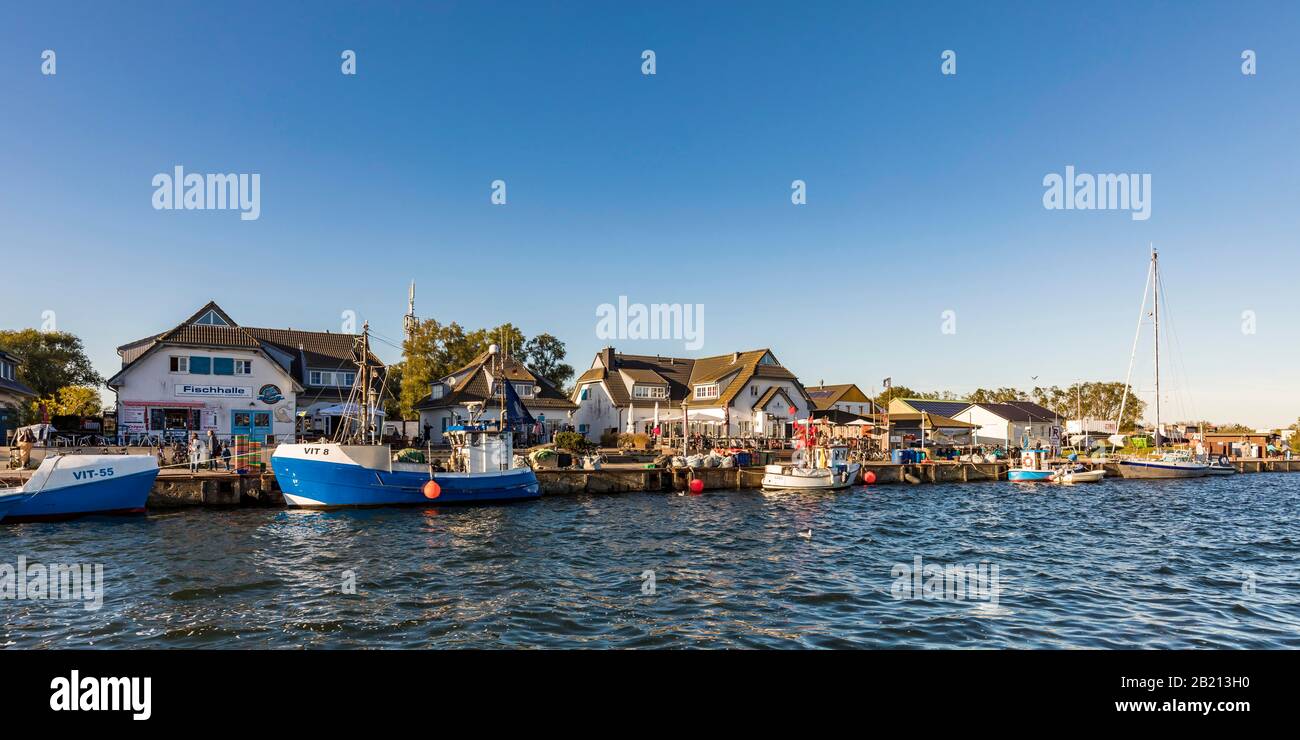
[762,463,860,492]
[1059,469,1106,484]
[1116,459,1208,479]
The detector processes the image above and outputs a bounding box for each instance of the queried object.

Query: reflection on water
[1,475,1297,648]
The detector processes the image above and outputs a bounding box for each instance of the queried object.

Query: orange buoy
[688,478,704,494]
[422,480,441,499]
[863,470,877,485]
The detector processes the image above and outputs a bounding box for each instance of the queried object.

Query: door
[231,410,273,442]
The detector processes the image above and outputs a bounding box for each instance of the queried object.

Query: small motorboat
[1206,456,1237,476]
[762,444,860,492]
[1,454,158,522]
[1056,465,1105,484]
[1007,449,1055,482]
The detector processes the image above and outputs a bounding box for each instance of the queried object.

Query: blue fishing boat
[0,454,158,522]
[271,327,540,508]
[1007,448,1056,482]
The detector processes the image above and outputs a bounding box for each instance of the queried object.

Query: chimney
[601,346,616,370]
[731,351,739,364]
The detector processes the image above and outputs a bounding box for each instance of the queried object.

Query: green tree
[380,361,404,420]
[521,333,574,391]
[399,319,470,418]
[35,385,103,417]
[0,329,103,397]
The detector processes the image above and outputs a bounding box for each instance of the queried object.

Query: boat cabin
[445,424,515,473]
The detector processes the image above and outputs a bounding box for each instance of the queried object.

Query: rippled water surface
[3,474,1298,648]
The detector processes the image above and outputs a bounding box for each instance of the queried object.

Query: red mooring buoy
[863,470,877,485]
[688,478,704,494]
[423,480,441,499]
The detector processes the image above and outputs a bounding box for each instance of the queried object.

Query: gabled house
[807,382,879,416]
[952,401,1062,448]
[0,350,37,444]
[413,351,577,444]
[570,346,812,442]
[108,302,383,442]
[888,397,973,417]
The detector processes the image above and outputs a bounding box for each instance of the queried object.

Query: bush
[599,430,620,448]
[554,431,590,452]
[618,432,651,450]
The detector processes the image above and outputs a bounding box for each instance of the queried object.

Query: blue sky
[2,1,1297,426]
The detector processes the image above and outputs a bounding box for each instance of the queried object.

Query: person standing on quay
[206,429,218,470]
[188,432,202,474]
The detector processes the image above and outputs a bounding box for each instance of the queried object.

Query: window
[234,360,251,375]
[213,357,234,375]
[194,309,230,326]
[189,356,211,374]
[694,384,719,400]
[633,385,667,399]
[169,356,189,373]
[0,362,12,381]
[430,384,445,399]
[578,424,590,434]
[580,386,590,400]
[751,385,758,396]
[513,382,535,398]
[309,370,354,386]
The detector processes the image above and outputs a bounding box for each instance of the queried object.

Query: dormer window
[694,383,719,400]
[0,362,13,381]
[430,383,445,400]
[633,385,667,399]
[513,383,535,398]
[194,309,230,326]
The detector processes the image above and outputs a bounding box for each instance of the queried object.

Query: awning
[316,403,386,418]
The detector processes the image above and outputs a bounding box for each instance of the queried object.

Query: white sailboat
[1114,247,1208,480]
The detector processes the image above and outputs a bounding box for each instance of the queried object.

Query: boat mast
[359,321,371,445]
[1152,247,1161,454]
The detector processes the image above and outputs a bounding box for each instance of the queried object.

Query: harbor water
[2,475,1298,649]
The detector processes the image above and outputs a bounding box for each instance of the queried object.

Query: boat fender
[1219,455,1229,467]
[422,480,441,499]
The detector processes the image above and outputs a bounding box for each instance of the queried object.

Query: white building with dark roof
[570,346,812,442]
[107,302,383,443]
[952,401,1062,448]
[412,351,577,444]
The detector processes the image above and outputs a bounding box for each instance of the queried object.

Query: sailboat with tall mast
[270,323,541,507]
[1114,247,1208,479]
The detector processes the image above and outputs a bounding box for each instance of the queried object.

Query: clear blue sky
[2,1,1297,426]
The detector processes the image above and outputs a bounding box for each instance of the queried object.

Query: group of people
[185,430,233,473]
